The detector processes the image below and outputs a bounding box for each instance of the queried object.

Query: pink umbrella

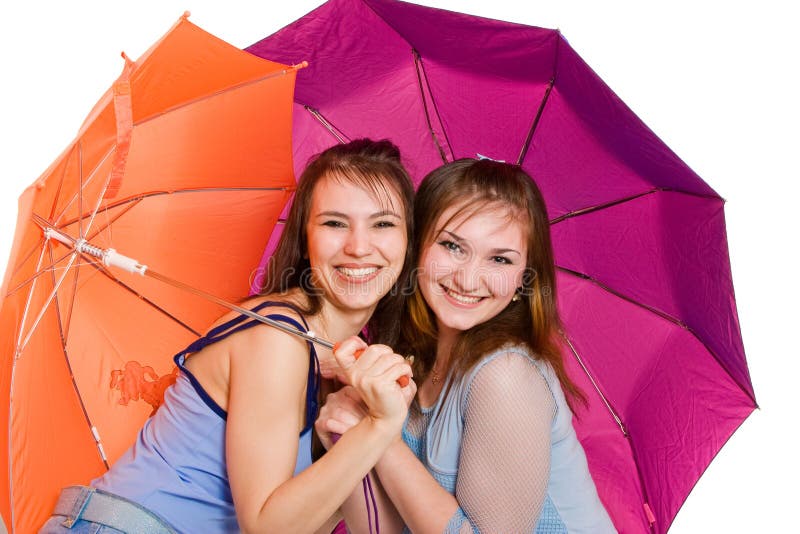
[247,0,755,532]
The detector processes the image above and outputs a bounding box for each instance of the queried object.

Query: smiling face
[305,174,408,316]
[417,201,528,338]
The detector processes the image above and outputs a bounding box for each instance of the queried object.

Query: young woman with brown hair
[317,158,615,533]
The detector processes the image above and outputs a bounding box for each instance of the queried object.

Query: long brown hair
[260,139,415,346]
[397,158,584,405]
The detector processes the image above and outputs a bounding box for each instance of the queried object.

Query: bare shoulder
[227,298,310,366]
[225,297,313,416]
[206,294,305,333]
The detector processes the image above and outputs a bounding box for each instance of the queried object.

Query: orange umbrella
[0,14,302,532]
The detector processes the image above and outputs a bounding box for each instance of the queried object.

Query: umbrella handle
[332,343,411,387]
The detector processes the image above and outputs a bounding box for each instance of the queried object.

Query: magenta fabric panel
[365,0,556,81]
[521,83,657,219]
[560,272,754,532]
[551,191,751,398]
[560,333,650,533]
[414,56,551,164]
[245,1,755,531]
[546,39,718,197]
[248,0,447,183]
[364,0,559,163]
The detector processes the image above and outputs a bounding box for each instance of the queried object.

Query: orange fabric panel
[0,14,300,532]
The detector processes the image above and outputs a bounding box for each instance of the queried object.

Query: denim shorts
[39,486,176,534]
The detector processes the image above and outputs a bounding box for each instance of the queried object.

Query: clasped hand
[316,336,416,450]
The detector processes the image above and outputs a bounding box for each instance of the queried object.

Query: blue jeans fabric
[39,486,176,534]
[39,515,123,534]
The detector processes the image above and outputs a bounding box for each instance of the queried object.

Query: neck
[311,300,376,344]
[308,299,378,382]
[434,323,459,369]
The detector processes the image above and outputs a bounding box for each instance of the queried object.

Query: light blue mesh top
[402,346,615,533]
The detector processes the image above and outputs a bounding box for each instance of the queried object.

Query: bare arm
[317,386,412,534]
[227,328,412,533]
[324,352,556,533]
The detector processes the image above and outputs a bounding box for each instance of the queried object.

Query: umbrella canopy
[0,14,299,532]
[247,0,756,532]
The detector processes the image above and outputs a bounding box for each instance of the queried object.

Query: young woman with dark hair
[40,139,416,534]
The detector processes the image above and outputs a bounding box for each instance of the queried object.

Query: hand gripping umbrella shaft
[43,226,410,386]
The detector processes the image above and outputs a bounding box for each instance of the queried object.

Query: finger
[382,361,414,388]
[324,389,367,420]
[351,344,389,361]
[331,407,363,428]
[359,352,405,375]
[317,417,351,437]
[364,353,413,387]
[340,385,364,404]
[348,344,393,369]
[317,407,359,430]
[332,336,369,370]
[401,379,418,406]
[338,392,368,417]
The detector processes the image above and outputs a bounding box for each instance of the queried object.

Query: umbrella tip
[183,11,191,19]
[291,61,309,71]
[120,51,134,67]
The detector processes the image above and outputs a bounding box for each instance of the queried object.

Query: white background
[1,1,797,532]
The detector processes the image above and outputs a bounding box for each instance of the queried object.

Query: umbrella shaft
[40,223,335,349]
[144,269,335,350]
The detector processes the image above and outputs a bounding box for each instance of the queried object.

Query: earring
[512,289,521,302]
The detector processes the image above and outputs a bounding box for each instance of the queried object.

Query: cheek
[488,266,526,297]
[392,231,409,262]
[305,225,320,259]
[419,247,454,281]
[416,251,439,295]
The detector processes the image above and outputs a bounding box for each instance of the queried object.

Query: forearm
[340,468,405,534]
[242,418,398,533]
[373,439,460,534]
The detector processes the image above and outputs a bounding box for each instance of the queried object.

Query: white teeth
[445,287,482,304]
[338,267,379,278]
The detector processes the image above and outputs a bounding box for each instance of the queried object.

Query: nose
[343,224,372,257]
[451,254,484,293]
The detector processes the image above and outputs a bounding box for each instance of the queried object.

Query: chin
[438,316,481,334]
[337,295,383,312]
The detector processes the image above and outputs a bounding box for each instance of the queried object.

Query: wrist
[365,413,404,442]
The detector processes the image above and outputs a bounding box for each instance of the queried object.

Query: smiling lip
[441,285,486,307]
[335,265,381,284]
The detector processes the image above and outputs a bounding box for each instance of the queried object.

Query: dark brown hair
[397,158,584,405]
[260,139,415,346]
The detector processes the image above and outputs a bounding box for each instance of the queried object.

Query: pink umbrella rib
[556,265,757,407]
[412,49,452,164]
[302,105,350,144]
[549,187,723,226]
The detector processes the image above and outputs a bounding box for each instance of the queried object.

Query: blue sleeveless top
[93,301,320,533]
[402,346,615,533]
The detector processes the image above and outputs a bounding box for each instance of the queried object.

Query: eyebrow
[316,210,402,219]
[440,230,522,256]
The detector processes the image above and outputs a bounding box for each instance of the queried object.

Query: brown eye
[491,256,513,265]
